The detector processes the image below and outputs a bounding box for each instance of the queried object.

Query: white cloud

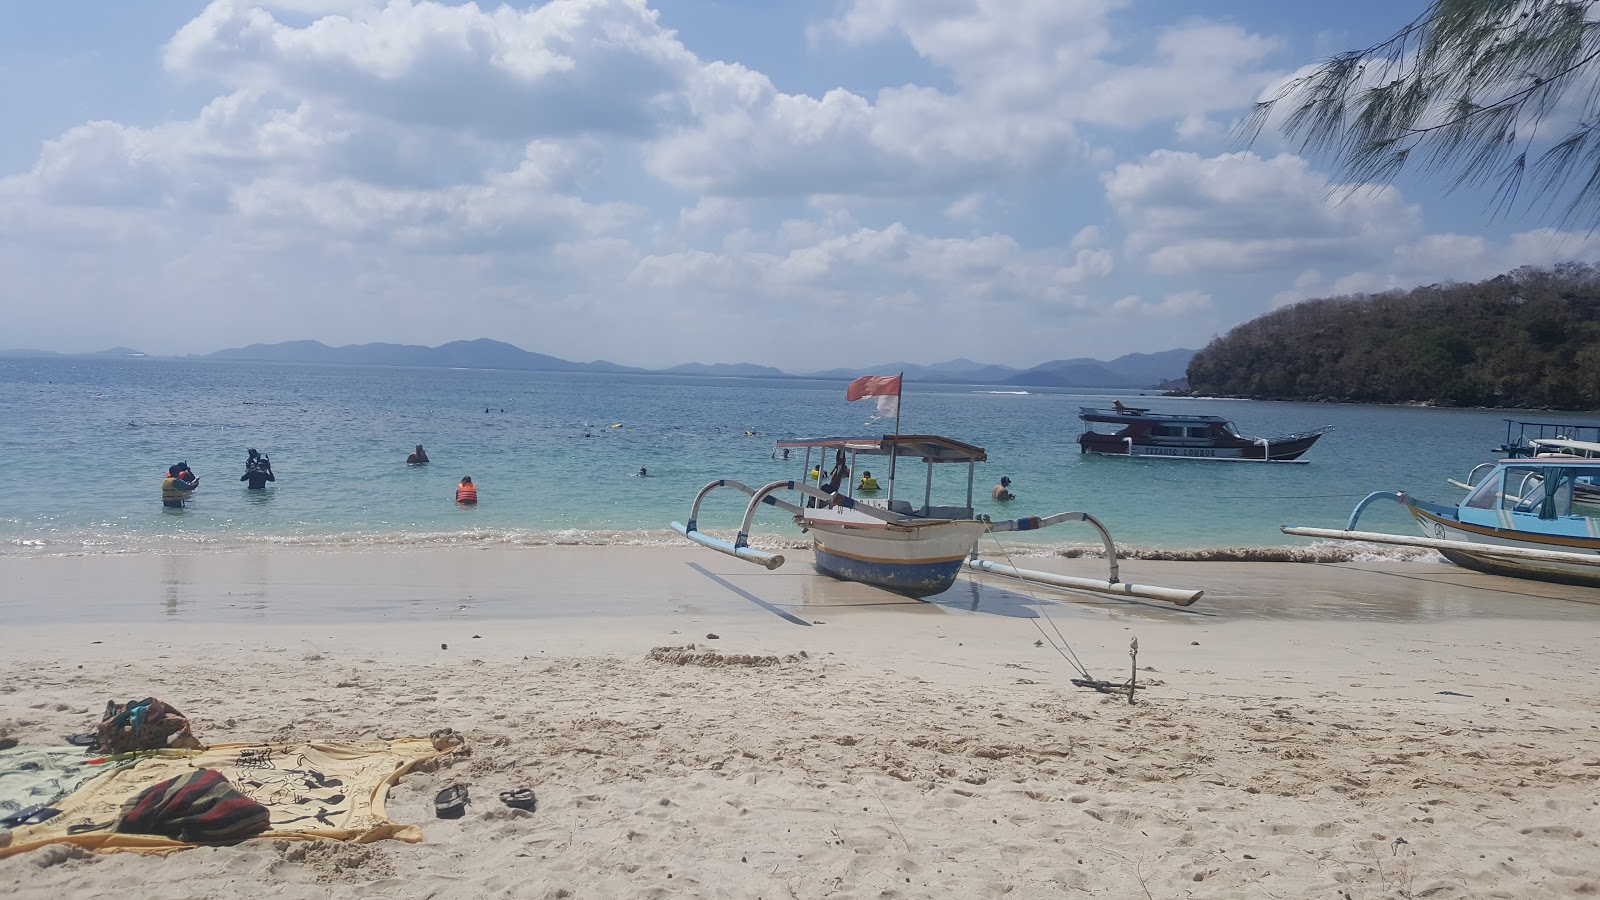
[165,0,698,141]
[944,193,984,222]
[1110,290,1211,318]
[1272,228,1600,306]
[1104,150,1421,275]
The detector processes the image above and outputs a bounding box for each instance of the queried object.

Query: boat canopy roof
[774,434,987,462]
[1494,452,1600,465]
[1078,406,1230,426]
[1531,437,1600,456]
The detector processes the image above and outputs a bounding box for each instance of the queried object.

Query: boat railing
[673,479,927,569]
[1448,462,1499,491]
[1501,418,1600,455]
[1267,425,1334,443]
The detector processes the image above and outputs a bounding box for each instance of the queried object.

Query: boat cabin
[774,434,985,520]
[1459,458,1600,522]
[1078,408,1249,447]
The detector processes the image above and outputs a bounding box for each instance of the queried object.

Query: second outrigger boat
[1077,404,1331,462]
[1283,453,1600,588]
[671,376,1202,606]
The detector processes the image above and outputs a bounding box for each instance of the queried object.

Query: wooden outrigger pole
[1281,525,1600,568]
[967,511,1203,606]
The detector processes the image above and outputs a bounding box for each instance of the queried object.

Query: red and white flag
[846,374,901,419]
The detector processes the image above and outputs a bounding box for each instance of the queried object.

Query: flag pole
[887,371,903,502]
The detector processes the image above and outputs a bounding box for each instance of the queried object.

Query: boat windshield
[1469,465,1596,518]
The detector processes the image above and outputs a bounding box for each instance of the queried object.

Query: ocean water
[2,357,1595,559]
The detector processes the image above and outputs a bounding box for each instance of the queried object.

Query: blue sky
[2,0,1595,369]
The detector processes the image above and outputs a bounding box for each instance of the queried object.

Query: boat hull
[805,518,988,598]
[1408,506,1600,588]
[1078,432,1324,461]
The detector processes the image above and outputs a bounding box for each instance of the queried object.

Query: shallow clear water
[2,357,1595,557]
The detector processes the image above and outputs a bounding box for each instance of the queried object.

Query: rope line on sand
[979,531,1095,682]
[979,532,1148,696]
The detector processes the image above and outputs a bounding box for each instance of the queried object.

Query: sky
[3,0,1599,370]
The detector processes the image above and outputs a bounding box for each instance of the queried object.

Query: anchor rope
[978,531,1095,682]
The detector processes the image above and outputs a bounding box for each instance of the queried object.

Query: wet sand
[4,546,1600,898]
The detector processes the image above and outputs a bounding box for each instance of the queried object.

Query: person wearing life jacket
[162,464,198,508]
[857,470,880,493]
[809,466,821,481]
[456,476,478,505]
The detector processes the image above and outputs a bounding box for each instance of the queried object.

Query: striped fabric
[116,769,269,843]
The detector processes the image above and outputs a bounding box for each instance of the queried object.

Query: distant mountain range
[0,346,148,359]
[2,339,1195,388]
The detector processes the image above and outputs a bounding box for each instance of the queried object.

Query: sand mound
[646,645,807,668]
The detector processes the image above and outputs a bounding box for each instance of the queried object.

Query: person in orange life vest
[162,464,198,508]
[456,476,478,505]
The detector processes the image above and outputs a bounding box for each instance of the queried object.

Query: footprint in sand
[1520,824,1584,838]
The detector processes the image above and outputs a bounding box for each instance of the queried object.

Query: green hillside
[1186,265,1600,410]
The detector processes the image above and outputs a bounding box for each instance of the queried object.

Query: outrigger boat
[672,375,1202,606]
[1496,417,1600,457]
[1077,404,1331,462]
[1283,454,1600,588]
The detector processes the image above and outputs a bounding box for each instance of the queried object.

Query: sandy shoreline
[4,546,1600,897]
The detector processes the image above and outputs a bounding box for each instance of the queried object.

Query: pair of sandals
[433,785,536,819]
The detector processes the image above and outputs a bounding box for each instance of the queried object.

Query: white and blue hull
[804,517,988,598]
[1408,506,1600,588]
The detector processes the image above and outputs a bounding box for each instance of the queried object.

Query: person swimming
[407,443,429,465]
[456,476,477,505]
[992,476,1016,502]
[638,466,648,477]
[857,470,879,492]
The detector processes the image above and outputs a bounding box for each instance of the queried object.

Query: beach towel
[0,738,453,857]
[0,746,113,821]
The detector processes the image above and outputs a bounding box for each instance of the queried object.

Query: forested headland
[1185,265,1600,409]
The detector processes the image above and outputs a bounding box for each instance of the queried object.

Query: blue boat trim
[812,546,964,598]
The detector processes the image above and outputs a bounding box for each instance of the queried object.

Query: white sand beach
[3,546,1600,898]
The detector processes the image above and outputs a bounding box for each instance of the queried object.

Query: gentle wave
[3,530,1437,563]
[972,390,1029,395]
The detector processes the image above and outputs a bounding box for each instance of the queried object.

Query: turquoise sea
[3,357,1596,559]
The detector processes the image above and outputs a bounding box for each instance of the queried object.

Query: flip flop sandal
[499,788,537,811]
[434,784,469,819]
[0,806,62,829]
[65,734,98,748]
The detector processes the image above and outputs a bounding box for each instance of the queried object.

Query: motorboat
[1077,404,1330,462]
